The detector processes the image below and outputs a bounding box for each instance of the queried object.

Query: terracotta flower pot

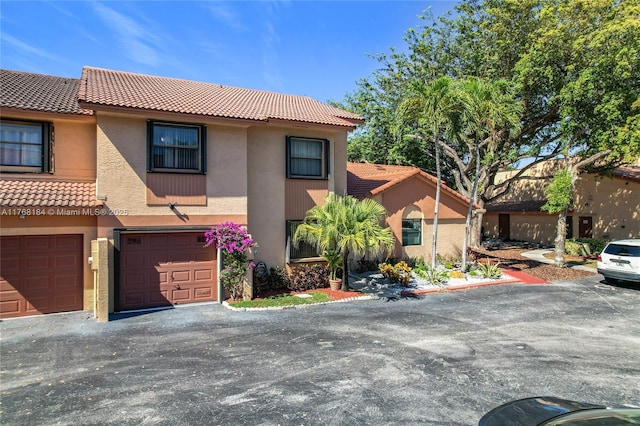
[329,278,342,291]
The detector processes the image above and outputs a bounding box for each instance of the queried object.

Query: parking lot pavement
[1,277,639,426]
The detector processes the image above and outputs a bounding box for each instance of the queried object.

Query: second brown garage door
[118,232,217,311]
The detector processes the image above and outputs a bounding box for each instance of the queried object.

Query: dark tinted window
[604,243,640,257]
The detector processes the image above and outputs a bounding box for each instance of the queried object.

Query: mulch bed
[235,245,596,304]
[472,247,596,282]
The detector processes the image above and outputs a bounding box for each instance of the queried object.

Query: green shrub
[565,238,606,256]
[574,238,606,255]
[449,270,466,279]
[436,253,461,268]
[379,261,412,285]
[269,266,291,290]
[565,240,584,256]
[415,265,449,285]
[288,264,329,291]
[476,261,502,279]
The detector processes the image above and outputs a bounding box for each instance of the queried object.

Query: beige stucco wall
[403,219,466,261]
[246,125,348,269]
[485,165,640,243]
[0,112,96,180]
[370,175,469,261]
[95,113,248,225]
[484,212,557,244]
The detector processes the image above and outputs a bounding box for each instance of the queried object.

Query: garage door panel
[25,256,52,270]
[1,237,20,250]
[194,287,212,299]
[25,296,50,313]
[55,294,82,310]
[23,236,52,250]
[0,279,17,291]
[0,298,20,315]
[122,272,146,287]
[55,235,81,248]
[149,291,170,305]
[54,254,80,269]
[25,276,49,291]
[55,275,81,288]
[1,257,19,273]
[0,235,83,318]
[171,289,191,302]
[171,234,193,247]
[171,270,191,282]
[119,232,217,311]
[147,234,170,248]
[194,269,212,281]
[122,292,145,308]
[193,252,214,262]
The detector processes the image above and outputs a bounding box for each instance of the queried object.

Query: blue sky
[0,1,458,104]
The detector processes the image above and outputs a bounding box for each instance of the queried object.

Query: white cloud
[207,4,249,32]
[91,2,160,67]
[0,33,58,62]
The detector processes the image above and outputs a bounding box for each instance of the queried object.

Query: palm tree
[456,78,523,270]
[293,194,394,291]
[396,76,463,266]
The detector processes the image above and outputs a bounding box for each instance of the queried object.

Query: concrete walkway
[521,249,598,273]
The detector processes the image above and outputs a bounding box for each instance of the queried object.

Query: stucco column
[91,238,110,322]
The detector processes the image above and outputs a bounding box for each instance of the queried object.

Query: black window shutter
[146,120,153,172]
[285,136,292,178]
[201,125,207,174]
[46,122,54,173]
[325,139,330,178]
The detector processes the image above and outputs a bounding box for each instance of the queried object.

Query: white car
[597,239,640,284]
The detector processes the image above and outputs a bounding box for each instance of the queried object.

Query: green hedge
[565,238,606,256]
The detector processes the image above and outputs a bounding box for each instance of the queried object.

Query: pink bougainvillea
[204,222,256,299]
[204,222,255,253]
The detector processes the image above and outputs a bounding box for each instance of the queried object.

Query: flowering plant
[205,222,256,299]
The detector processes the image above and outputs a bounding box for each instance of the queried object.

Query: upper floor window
[148,121,206,173]
[0,119,52,173]
[402,219,422,246]
[286,136,329,179]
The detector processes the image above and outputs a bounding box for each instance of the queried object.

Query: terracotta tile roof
[0,69,92,115]
[613,165,640,183]
[347,162,474,207]
[485,200,548,213]
[78,66,363,128]
[0,179,102,208]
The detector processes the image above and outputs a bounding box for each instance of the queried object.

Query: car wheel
[604,276,618,284]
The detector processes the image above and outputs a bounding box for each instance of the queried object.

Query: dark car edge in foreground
[479,396,640,426]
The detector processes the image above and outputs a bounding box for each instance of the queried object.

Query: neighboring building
[484,160,640,244]
[0,67,363,319]
[1,70,99,319]
[346,162,474,261]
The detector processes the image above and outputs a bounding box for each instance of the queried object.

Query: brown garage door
[118,232,217,311]
[0,235,84,318]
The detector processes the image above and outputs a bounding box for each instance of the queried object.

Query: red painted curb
[400,268,550,296]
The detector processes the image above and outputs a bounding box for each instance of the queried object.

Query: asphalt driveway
[1,276,639,425]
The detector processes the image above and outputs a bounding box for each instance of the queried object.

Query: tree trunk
[431,143,442,267]
[461,145,481,271]
[341,249,350,291]
[470,203,485,248]
[554,210,567,267]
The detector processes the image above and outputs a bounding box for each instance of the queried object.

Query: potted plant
[322,248,342,291]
